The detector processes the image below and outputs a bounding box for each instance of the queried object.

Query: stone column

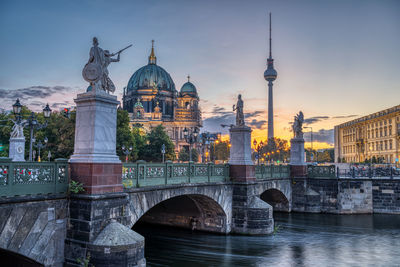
[229,126,274,235]
[290,137,307,177]
[66,90,145,267]
[9,137,25,161]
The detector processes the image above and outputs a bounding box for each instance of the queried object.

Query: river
[134,213,400,267]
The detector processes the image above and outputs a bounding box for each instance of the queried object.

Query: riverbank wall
[292,178,400,214]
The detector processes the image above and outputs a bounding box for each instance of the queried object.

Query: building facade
[334,105,400,164]
[122,41,202,155]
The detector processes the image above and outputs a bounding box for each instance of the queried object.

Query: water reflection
[134,213,400,267]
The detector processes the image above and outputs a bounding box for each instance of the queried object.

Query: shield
[82,63,102,82]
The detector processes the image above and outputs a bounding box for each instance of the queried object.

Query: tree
[116,110,135,161]
[209,141,230,162]
[143,125,175,162]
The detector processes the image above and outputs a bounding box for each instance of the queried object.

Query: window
[384,127,387,136]
[385,140,387,150]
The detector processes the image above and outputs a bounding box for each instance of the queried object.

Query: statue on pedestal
[233,94,245,126]
[82,37,132,94]
[10,119,26,138]
[292,111,304,139]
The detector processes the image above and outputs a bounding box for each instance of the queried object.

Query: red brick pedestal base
[229,165,256,182]
[290,165,307,178]
[69,162,123,194]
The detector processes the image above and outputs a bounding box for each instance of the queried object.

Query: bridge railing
[255,164,290,179]
[307,165,336,178]
[122,161,230,188]
[337,166,400,179]
[0,158,69,198]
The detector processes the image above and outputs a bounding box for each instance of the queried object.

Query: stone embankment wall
[372,180,400,214]
[292,178,400,214]
[0,196,67,266]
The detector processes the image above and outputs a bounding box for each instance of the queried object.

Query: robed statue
[233,94,245,126]
[82,37,131,93]
[292,111,304,138]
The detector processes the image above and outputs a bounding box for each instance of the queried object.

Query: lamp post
[304,126,313,162]
[121,145,133,163]
[213,139,219,163]
[183,127,199,162]
[253,140,264,165]
[34,137,48,162]
[12,99,52,161]
[161,143,166,163]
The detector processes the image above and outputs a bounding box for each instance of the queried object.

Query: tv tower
[264,13,278,140]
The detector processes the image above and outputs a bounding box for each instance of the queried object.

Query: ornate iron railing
[307,165,336,178]
[0,158,69,197]
[255,165,290,179]
[337,166,400,179]
[122,162,230,188]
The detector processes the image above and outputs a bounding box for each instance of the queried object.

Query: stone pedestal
[69,91,120,164]
[9,137,25,161]
[228,126,273,235]
[290,138,307,177]
[69,91,123,194]
[229,126,255,182]
[229,126,253,166]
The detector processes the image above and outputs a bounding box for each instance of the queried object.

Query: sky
[0,0,399,149]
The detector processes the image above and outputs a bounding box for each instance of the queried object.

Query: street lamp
[12,99,52,161]
[253,140,264,165]
[34,137,48,162]
[161,144,166,163]
[183,127,199,162]
[121,145,133,162]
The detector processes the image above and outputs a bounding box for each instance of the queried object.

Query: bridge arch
[260,189,290,212]
[253,180,292,212]
[0,248,43,267]
[127,184,232,233]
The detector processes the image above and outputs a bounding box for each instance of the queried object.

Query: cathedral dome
[180,76,197,97]
[126,41,176,93]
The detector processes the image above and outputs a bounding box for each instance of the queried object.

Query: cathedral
[122,41,202,155]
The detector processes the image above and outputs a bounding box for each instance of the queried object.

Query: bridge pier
[229,126,274,235]
[65,91,146,267]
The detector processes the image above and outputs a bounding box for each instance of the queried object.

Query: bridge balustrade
[307,165,336,178]
[122,162,230,188]
[0,158,69,198]
[255,165,290,179]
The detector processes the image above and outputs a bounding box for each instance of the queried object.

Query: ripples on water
[134,213,400,267]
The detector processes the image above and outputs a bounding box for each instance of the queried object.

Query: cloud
[303,116,330,125]
[304,128,334,145]
[0,86,73,101]
[248,119,267,129]
[0,85,80,111]
[332,115,358,119]
[203,106,266,133]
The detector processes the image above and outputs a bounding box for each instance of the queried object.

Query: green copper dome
[126,41,176,93]
[180,76,197,97]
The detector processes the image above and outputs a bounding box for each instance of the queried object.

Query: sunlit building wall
[334,105,400,163]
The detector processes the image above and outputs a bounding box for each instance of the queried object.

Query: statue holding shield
[83,37,132,93]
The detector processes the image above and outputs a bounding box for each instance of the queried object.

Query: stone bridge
[1,160,400,266]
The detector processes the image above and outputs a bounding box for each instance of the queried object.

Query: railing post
[207,162,211,183]
[352,167,355,178]
[390,167,393,179]
[188,162,192,183]
[369,167,372,179]
[336,166,339,179]
[9,159,14,197]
